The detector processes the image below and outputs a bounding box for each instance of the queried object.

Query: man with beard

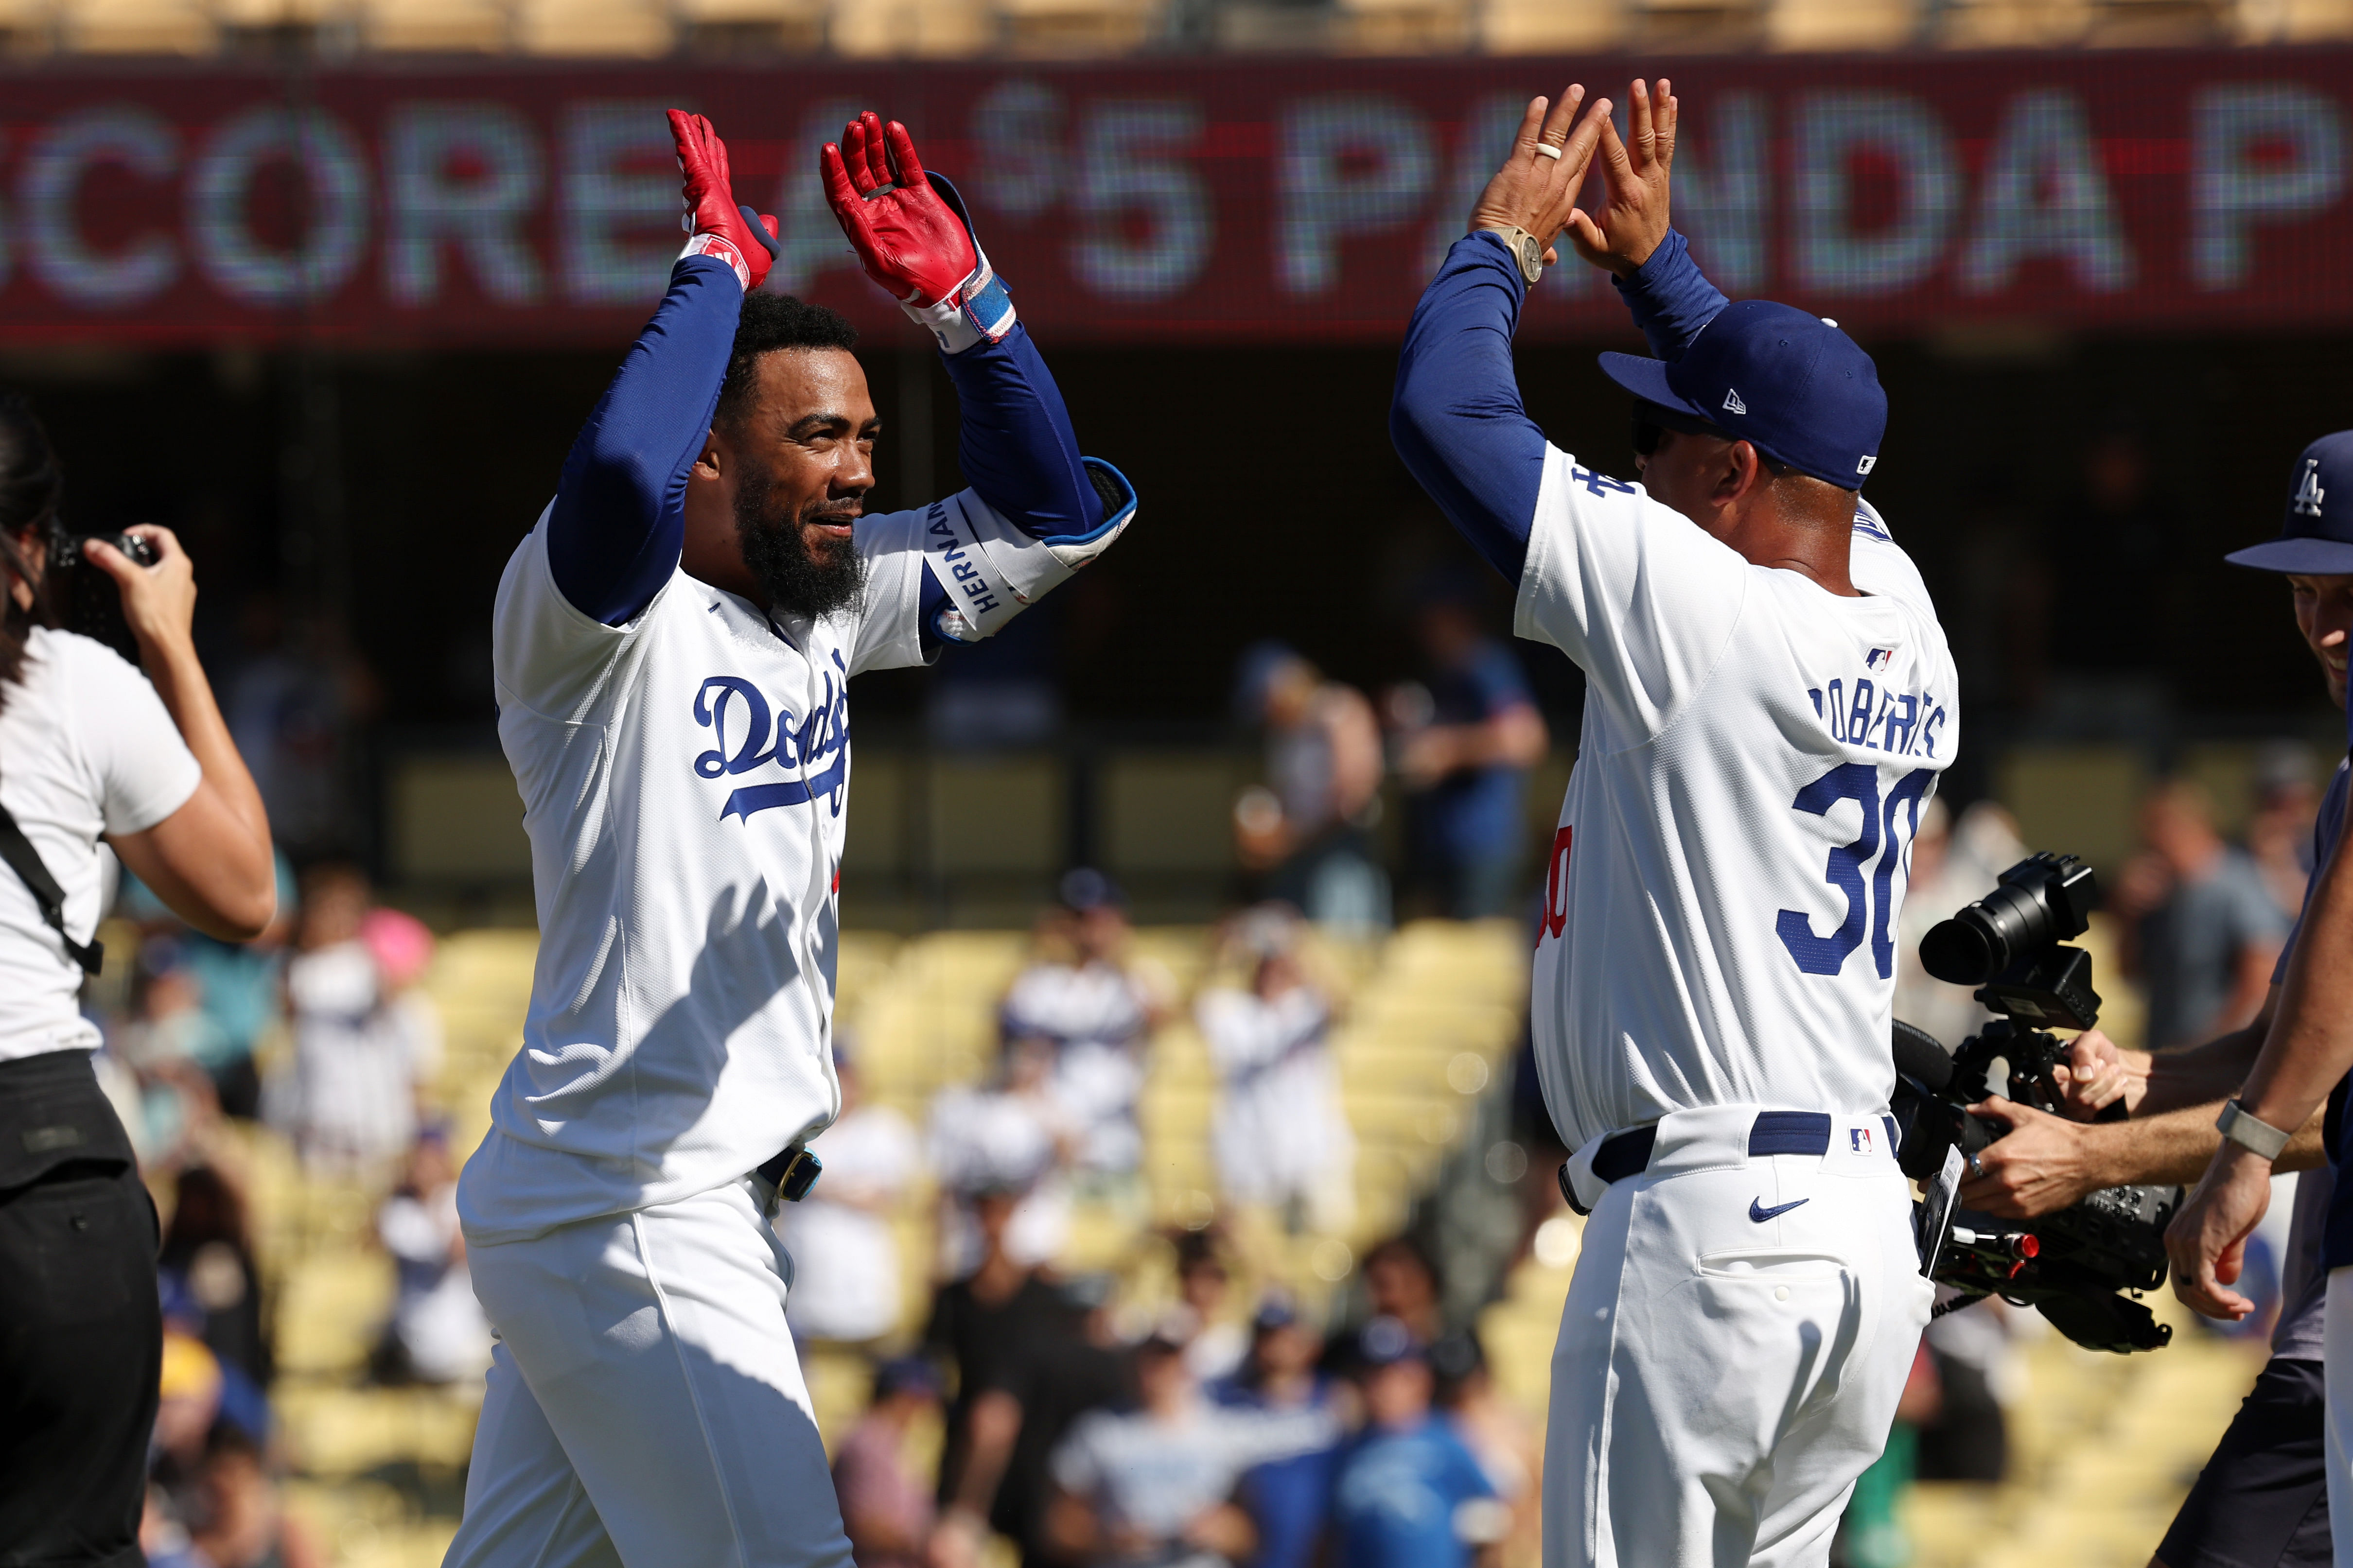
[444,111,1136,1568]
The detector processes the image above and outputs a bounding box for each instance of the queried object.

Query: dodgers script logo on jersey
[691,649,851,822]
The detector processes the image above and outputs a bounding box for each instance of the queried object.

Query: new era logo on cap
[1723,388,1747,416]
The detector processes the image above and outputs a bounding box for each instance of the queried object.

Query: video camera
[1892,852,2179,1355]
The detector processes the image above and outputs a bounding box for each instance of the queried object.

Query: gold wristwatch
[1485,226,1545,287]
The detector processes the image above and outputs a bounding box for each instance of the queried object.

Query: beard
[734,466,868,622]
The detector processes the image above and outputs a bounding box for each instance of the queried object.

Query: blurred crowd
[767,871,1550,1568]
[1232,580,1551,931]
[79,853,475,1568]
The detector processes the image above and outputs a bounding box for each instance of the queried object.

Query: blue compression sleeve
[938,322,1099,542]
[1389,231,1548,584]
[548,255,742,626]
[1609,229,1731,363]
[914,320,1105,659]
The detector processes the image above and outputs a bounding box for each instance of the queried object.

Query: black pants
[0,1055,159,1568]
[2159,1356,2331,1568]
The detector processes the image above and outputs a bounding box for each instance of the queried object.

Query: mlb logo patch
[1849,1127,1874,1155]
[1864,648,1892,670]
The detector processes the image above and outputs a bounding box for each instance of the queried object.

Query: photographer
[1958,433,2353,1568]
[0,394,275,1567]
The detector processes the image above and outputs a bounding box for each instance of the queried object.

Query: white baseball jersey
[1520,451,1958,1152]
[458,496,954,1245]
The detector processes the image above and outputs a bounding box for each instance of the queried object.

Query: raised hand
[821,112,979,308]
[1564,79,1677,277]
[667,110,780,293]
[820,111,1016,353]
[1467,87,1615,266]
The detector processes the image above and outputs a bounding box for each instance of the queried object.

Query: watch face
[1516,236,1543,284]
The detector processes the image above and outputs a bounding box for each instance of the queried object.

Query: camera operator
[1958,432,2353,1568]
[0,393,275,1567]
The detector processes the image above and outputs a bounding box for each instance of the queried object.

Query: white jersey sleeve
[844,502,938,677]
[1510,447,1752,743]
[491,500,645,722]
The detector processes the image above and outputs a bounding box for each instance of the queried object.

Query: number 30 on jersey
[1777,763,1935,980]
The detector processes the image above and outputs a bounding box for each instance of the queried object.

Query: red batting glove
[668,109,779,293]
[821,111,1016,353]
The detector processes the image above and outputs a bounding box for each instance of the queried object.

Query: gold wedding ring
[1533,141,1564,160]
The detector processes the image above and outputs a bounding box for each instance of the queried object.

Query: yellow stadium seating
[508,0,668,53]
[1477,0,1622,51]
[360,0,508,49]
[58,0,211,51]
[992,0,1159,53]
[1767,0,1917,47]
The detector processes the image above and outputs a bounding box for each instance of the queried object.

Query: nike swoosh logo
[1749,1197,1810,1223]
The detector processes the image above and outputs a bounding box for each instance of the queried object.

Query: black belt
[1558,1111,1876,1215]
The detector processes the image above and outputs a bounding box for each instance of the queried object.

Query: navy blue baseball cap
[1599,300,1887,491]
[2225,432,2353,575]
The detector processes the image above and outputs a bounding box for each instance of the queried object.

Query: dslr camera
[43,521,158,653]
[46,522,157,570]
[1892,852,2179,1355]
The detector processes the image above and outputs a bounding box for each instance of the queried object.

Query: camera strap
[0,791,103,976]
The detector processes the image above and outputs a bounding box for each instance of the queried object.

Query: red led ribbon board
[1,51,2350,345]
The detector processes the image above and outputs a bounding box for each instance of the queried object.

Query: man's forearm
[1388,232,1548,583]
[2136,1021,2266,1116]
[942,324,1101,541]
[1607,229,1729,362]
[2087,1099,2326,1187]
[2240,825,2353,1136]
[548,255,740,625]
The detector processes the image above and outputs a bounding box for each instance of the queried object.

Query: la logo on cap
[2296,459,2327,518]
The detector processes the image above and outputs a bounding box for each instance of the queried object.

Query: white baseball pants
[442,1179,853,1568]
[1546,1106,1932,1568]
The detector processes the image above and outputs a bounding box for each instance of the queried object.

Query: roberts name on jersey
[1516,452,1961,1155]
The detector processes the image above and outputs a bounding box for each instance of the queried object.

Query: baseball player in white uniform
[443,111,1135,1568]
[1390,84,1951,1566]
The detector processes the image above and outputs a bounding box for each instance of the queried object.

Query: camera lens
[1919,880,2052,986]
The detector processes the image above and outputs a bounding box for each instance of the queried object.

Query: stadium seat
[509,0,669,54]
[0,0,58,47]
[361,0,507,49]
[273,1249,396,1380]
[1930,0,2091,43]
[991,0,1159,54]
[1622,0,1767,47]
[829,0,993,60]
[675,0,826,61]
[1477,0,1622,48]
[1333,0,1473,52]
[2085,0,2230,39]
[1766,0,1917,45]
[58,0,210,51]
[2239,0,2353,35]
